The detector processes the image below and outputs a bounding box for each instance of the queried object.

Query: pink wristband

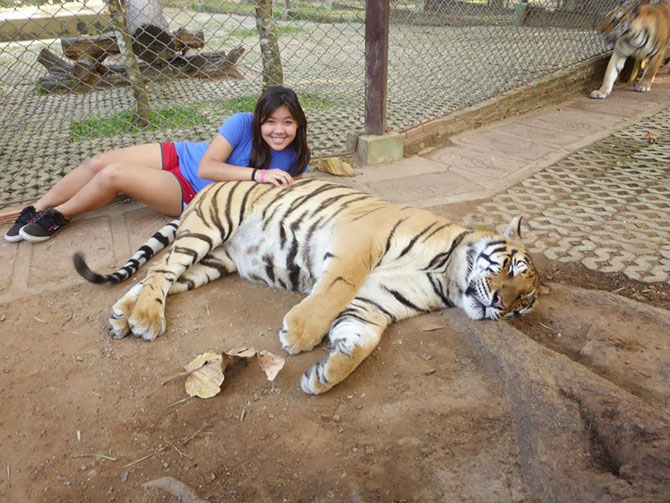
[259,169,266,184]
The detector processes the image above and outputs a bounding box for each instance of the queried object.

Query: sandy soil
[1,221,669,502]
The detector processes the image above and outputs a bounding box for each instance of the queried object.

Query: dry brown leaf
[421,323,446,332]
[318,157,355,177]
[258,351,285,381]
[645,131,657,144]
[225,346,258,359]
[184,352,224,399]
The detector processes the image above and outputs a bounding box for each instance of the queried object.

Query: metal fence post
[365,0,390,136]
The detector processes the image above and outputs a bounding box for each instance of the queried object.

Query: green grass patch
[233,25,305,38]
[71,105,208,140]
[216,92,335,115]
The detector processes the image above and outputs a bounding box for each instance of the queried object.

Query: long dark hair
[249,86,310,175]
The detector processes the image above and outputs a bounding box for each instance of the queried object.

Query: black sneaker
[19,208,69,242]
[4,205,39,242]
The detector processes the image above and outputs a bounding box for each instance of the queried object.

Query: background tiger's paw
[589,89,608,99]
[300,362,333,395]
[279,310,326,355]
[634,83,652,93]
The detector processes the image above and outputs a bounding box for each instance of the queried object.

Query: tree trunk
[124,0,176,66]
[254,0,283,89]
[107,0,151,128]
[442,286,670,502]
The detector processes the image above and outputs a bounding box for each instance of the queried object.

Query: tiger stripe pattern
[73,220,179,284]
[590,0,670,99]
[74,179,540,394]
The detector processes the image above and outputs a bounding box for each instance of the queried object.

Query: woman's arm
[198,133,296,187]
[198,134,256,182]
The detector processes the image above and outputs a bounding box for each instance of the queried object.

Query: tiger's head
[599,1,639,48]
[460,216,540,321]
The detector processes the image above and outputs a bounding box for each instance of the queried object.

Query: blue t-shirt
[173,112,307,193]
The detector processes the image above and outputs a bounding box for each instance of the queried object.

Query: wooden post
[365,0,390,136]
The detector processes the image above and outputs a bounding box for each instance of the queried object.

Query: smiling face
[260,105,298,152]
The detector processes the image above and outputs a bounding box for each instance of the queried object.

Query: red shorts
[161,142,197,207]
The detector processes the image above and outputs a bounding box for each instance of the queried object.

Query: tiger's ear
[503,216,523,240]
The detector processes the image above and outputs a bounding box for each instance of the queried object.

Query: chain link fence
[0,0,614,207]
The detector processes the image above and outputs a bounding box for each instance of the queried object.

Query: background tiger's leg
[590,52,627,99]
[279,233,383,355]
[301,303,390,394]
[107,282,144,338]
[634,52,665,92]
[168,247,237,294]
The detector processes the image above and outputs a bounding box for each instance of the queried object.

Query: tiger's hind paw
[107,282,143,339]
[127,309,166,341]
[108,311,130,339]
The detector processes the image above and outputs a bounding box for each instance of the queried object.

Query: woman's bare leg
[55,162,183,218]
[34,144,164,211]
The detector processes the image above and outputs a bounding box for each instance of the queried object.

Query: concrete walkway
[2,77,670,303]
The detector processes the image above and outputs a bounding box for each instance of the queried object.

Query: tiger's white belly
[225,212,331,293]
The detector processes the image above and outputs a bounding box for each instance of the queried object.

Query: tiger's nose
[491,291,505,310]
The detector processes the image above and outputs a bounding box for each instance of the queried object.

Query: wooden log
[71,58,104,84]
[173,45,245,79]
[124,0,176,66]
[37,48,74,74]
[173,28,205,51]
[61,32,120,62]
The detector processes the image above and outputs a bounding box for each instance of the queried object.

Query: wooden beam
[364,0,390,136]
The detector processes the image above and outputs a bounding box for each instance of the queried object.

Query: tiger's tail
[73,219,180,285]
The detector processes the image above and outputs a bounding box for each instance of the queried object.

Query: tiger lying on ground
[74,179,540,394]
[590,0,670,99]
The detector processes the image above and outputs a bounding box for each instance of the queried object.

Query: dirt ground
[1,214,669,502]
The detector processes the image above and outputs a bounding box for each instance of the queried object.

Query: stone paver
[2,79,670,303]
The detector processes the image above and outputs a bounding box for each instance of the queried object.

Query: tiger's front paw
[589,89,609,99]
[301,360,333,395]
[634,82,652,93]
[279,306,328,355]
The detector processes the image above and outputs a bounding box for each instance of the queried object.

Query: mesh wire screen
[0,0,613,206]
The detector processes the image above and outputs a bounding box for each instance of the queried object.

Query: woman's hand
[260,169,294,187]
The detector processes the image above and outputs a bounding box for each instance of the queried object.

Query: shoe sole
[4,231,24,242]
[19,228,60,242]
